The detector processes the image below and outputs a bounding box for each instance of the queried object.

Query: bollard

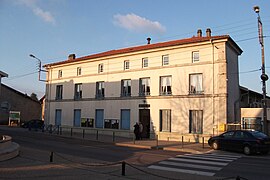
[60,127,62,135]
[71,128,73,137]
[133,134,135,144]
[156,135,158,148]
[122,161,126,176]
[50,152,54,162]
[202,137,205,148]
[182,136,184,148]
[57,125,60,135]
[96,130,99,140]
[112,131,115,142]
[83,129,85,138]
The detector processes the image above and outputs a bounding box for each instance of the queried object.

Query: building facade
[44,29,242,139]
[0,84,42,125]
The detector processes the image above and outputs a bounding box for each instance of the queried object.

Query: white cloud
[16,0,55,24]
[113,13,166,34]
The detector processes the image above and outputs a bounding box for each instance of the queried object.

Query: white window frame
[189,110,203,134]
[160,109,171,132]
[189,73,203,94]
[160,76,172,95]
[192,51,200,62]
[77,67,81,76]
[139,77,150,96]
[98,63,104,73]
[58,70,62,78]
[142,58,148,68]
[124,60,130,70]
[121,79,131,96]
[162,55,169,66]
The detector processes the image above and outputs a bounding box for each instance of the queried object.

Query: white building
[44,29,242,140]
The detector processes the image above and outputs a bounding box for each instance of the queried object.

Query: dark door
[139,109,150,138]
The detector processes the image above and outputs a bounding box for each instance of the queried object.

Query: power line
[5,71,38,81]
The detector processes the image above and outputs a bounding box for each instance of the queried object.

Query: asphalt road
[1,127,270,180]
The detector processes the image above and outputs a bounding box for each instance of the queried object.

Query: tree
[30,93,38,101]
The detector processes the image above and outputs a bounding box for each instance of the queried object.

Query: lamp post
[29,54,47,82]
[254,6,269,135]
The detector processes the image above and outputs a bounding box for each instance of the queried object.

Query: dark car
[208,130,270,155]
[21,119,44,129]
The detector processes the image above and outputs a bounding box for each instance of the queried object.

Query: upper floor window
[162,55,169,66]
[74,83,82,100]
[139,78,150,96]
[142,58,148,68]
[124,60,130,70]
[96,81,105,98]
[121,79,131,97]
[77,67,82,76]
[160,76,172,95]
[56,85,63,100]
[189,73,203,94]
[98,63,104,73]
[192,51,199,62]
[58,70,62,78]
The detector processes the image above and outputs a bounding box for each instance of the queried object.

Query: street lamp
[254,6,269,135]
[29,54,47,82]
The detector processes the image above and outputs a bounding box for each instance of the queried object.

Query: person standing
[133,122,139,140]
[139,122,143,140]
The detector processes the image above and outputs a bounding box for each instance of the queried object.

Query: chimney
[147,37,151,44]
[197,29,202,37]
[206,28,211,37]
[68,54,76,60]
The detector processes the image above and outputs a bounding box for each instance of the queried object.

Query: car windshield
[250,131,268,138]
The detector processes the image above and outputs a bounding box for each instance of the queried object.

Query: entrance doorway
[139,109,150,138]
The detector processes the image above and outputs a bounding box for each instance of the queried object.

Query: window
[142,58,148,68]
[189,73,203,94]
[74,83,82,99]
[104,119,119,129]
[121,79,131,97]
[192,51,199,62]
[160,109,171,132]
[58,70,62,78]
[98,63,103,73]
[189,110,203,134]
[96,81,105,98]
[160,76,172,95]
[124,60,130,70]
[162,55,169,66]
[139,78,150,96]
[56,85,63,100]
[77,67,81,76]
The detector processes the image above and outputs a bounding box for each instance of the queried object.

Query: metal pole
[254,6,268,135]
[50,152,54,162]
[71,128,73,137]
[96,130,99,140]
[113,131,115,142]
[121,161,126,176]
[83,129,85,138]
[182,136,184,148]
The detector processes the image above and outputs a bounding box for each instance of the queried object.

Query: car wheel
[243,146,252,155]
[212,141,219,150]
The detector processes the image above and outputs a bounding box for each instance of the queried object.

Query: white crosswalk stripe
[148,153,241,177]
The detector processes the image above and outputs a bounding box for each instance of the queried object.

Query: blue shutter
[74,109,81,127]
[95,109,104,128]
[121,109,130,130]
[55,109,62,126]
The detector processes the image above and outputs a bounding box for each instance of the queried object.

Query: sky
[0,0,270,99]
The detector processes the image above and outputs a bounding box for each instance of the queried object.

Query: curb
[0,142,20,162]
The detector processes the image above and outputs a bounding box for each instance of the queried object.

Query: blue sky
[0,0,270,99]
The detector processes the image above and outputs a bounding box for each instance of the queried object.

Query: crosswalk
[148,153,241,177]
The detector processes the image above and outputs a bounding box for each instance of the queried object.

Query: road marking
[209,153,242,158]
[184,153,240,160]
[148,165,215,176]
[159,161,222,171]
[176,155,234,162]
[168,157,229,166]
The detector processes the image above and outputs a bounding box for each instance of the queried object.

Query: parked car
[208,130,270,155]
[21,119,44,129]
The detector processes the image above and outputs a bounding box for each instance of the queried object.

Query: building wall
[45,38,241,137]
[0,84,42,125]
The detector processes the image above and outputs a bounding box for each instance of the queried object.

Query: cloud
[16,0,55,24]
[113,13,166,34]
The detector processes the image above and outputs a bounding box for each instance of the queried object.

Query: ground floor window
[242,117,262,131]
[160,109,171,132]
[104,119,119,129]
[189,110,203,134]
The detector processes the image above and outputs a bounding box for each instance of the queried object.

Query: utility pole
[254,6,269,135]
